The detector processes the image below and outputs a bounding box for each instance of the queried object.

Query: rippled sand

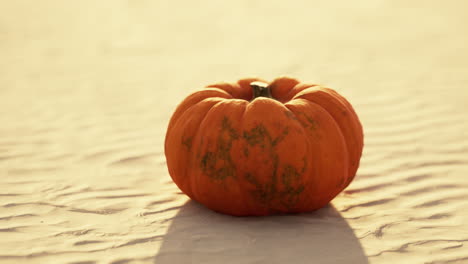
[1,1,468,263]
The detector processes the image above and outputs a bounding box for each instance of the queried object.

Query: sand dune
[1,0,468,263]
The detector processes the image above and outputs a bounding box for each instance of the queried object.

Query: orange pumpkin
[165,77,363,216]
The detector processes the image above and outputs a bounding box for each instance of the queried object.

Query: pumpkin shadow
[154,200,368,264]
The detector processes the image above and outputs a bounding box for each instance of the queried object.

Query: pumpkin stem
[250,81,274,100]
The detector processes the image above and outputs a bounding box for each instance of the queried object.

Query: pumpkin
[165,77,363,216]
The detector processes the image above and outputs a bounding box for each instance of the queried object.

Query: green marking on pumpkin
[245,172,275,205]
[222,117,239,139]
[243,124,304,210]
[280,165,305,208]
[245,163,305,210]
[272,127,289,146]
[201,152,216,172]
[243,124,289,148]
[182,137,193,150]
[200,117,238,180]
[243,125,269,147]
[199,116,306,210]
[281,165,299,186]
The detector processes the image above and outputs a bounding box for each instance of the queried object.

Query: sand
[1,1,468,263]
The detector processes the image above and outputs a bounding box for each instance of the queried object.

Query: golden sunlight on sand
[1,1,468,263]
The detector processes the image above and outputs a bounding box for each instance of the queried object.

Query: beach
[1,1,468,263]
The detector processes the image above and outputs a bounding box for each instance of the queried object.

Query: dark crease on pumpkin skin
[284,110,298,120]
[200,117,238,180]
[301,156,307,174]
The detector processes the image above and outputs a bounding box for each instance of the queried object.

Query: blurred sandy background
[1,1,468,263]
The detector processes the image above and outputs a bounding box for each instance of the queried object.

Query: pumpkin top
[203,76,320,103]
[250,81,274,101]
